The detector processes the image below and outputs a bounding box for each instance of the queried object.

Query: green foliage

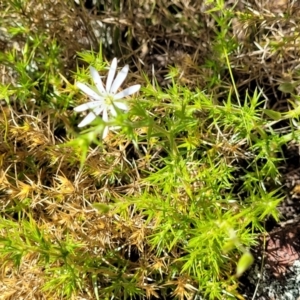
[0,0,295,299]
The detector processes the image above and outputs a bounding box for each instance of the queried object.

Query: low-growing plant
[1,0,299,299]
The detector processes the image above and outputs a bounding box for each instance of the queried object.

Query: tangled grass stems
[1,0,299,299]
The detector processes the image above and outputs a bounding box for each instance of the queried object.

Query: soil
[240,143,300,299]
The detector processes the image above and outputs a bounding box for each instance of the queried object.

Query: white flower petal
[90,66,106,94]
[109,106,117,116]
[78,112,97,127]
[114,84,141,100]
[76,82,103,101]
[111,125,121,131]
[102,126,109,139]
[110,65,129,94]
[74,101,103,112]
[78,107,103,127]
[114,101,129,111]
[93,106,104,115]
[102,108,108,122]
[106,58,117,93]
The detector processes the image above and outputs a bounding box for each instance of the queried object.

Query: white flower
[74,57,141,138]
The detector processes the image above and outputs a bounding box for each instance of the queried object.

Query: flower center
[105,94,115,106]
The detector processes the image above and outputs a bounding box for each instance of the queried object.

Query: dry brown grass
[1,0,300,299]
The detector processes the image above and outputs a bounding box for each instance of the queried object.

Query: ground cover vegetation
[0,0,300,299]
